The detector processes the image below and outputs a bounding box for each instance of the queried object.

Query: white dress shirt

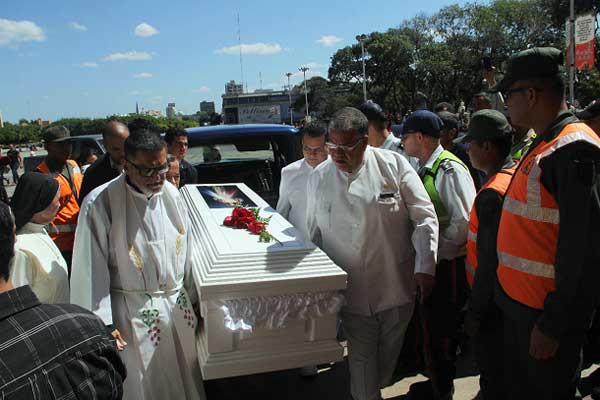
[276,158,314,239]
[418,144,476,261]
[380,134,420,170]
[306,146,439,316]
[10,222,70,303]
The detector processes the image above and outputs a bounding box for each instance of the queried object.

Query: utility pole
[568,0,576,104]
[356,34,368,101]
[299,67,309,118]
[286,72,293,124]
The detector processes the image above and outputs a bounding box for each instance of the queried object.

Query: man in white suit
[306,107,439,400]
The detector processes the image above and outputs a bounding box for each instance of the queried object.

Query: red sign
[566,13,596,71]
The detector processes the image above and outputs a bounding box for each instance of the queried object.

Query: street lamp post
[299,66,309,118]
[356,34,368,102]
[285,72,293,124]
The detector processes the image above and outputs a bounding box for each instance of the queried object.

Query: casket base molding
[197,336,343,380]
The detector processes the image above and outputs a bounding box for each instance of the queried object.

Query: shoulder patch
[439,159,455,173]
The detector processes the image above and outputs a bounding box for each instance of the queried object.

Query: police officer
[402,110,476,399]
[491,47,600,399]
[459,109,516,400]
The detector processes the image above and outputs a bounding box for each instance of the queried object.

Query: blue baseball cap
[402,110,444,138]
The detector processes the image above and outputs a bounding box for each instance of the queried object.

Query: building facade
[221,89,302,125]
[166,103,176,119]
[225,80,244,96]
[200,101,216,114]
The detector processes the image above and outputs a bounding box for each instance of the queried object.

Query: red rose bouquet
[223,207,280,244]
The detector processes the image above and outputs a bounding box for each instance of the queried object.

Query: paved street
[204,341,600,399]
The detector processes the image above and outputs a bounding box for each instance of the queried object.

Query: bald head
[104,120,129,139]
[103,121,130,165]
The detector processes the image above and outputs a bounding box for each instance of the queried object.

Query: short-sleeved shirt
[6,149,19,165]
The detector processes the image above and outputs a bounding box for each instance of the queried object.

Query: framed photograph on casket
[198,185,257,209]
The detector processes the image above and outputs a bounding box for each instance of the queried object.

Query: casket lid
[182,184,347,301]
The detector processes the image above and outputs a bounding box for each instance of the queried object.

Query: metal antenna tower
[237,13,245,94]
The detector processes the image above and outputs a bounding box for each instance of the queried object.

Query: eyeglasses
[325,137,365,153]
[503,87,544,100]
[126,159,169,177]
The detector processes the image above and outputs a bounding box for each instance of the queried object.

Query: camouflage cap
[456,109,512,143]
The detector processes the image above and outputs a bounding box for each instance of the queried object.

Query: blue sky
[0,0,470,123]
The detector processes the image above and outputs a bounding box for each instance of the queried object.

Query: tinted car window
[186,141,274,165]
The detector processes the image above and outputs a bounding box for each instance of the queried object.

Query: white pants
[342,303,415,400]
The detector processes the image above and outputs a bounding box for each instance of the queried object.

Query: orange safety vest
[36,159,83,252]
[496,122,600,309]
[466,165,516,288]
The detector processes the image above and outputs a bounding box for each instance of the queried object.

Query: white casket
[181,183,347,379]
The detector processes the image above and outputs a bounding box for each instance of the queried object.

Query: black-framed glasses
[503,87,544,100]
[325,137,365,153]
[126,159,169,177]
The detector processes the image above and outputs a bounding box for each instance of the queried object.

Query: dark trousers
[10,163,19,184]
[473,307,505,400]
[427,257,469,395]
[503,309,583,400]
[61,251,73,279]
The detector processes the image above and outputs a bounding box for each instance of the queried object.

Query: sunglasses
[126,159,169,177]
[502,86,544,100]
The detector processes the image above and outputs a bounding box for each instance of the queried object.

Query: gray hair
[124,129,166,159]
[166,154,179,167]
[328,107,369,136]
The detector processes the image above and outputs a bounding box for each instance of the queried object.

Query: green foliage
[325,0,599,113]
[0,115,201,145]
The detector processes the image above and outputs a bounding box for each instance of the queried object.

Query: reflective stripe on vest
[422,150,468,230]
[465,166,515,287]
[36,159,83,252]
[497,124,600,309]
[46,224,77,234]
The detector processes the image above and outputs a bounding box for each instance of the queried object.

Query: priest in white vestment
[71,130,206,400]
[306,108,439,400]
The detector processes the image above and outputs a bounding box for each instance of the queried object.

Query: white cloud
[193,86,210,93]
[104,51,153,61]
[302,62,328,69]
[134,72,153,79]
[316,35,343,47]
[0,18,46,46]
[135,23,159,37]
[150,96,163,103]
[69,22,87,31]
[216,42,282,55]
[80,62,98,68]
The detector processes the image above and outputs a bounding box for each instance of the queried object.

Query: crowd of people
[0,46,598,400]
